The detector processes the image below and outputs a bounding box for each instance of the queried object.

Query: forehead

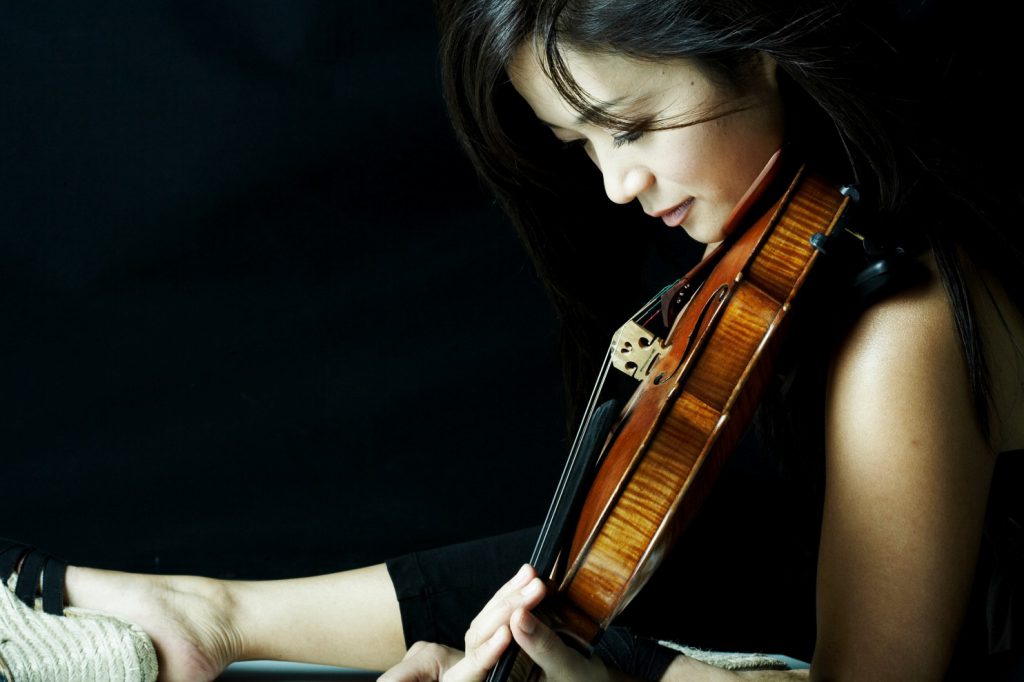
[506,43,713,125]
[506,44,572,123]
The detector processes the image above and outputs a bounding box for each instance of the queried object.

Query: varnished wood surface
[557,164,848,642]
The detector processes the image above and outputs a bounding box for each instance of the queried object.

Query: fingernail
[520,578,542,596]
[517,610,536,634]
[511,563,531,587]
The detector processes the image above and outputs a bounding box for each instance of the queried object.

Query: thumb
[510,609,593,681]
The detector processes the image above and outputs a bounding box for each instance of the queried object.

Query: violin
[486,148,854,682]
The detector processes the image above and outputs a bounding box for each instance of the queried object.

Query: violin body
[489,153,852,681]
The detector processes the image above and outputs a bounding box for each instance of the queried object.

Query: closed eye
[612,129,645,148]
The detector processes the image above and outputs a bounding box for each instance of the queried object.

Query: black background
[0,2,569,580]
[0,3,821,659]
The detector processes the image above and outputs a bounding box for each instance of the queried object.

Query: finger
[378,642,462,682]
[478,564,535,614]
[464,576,546,651]
[510,608,592,681]
[446,625,512,682]
[464,564,540,650]
[403,640,432,661]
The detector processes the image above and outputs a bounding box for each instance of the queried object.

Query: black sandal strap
[0,543,29,583]
[15,550,46,608]
[0,540,68,615]
[42,556,67,615]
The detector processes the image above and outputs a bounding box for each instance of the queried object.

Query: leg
[64,563,405,681]
[61,527,539,681]
[228,563,406,670]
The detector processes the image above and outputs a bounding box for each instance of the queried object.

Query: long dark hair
[434,0,1024,448]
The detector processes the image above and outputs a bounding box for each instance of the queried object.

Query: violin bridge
[610,321,666,381]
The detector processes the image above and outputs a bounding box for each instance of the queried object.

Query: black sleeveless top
[947,451,1024,679]
[982,451,1023,655]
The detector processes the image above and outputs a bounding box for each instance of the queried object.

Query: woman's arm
[655,259,995,681]
[810,258,995,680]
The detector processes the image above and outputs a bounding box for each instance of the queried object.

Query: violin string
[637,278,680,326]
[532,351,614,565]
[532,281,674,566]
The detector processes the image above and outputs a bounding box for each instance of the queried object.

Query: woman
[374,0,1024,678]
[3,0,1022,680]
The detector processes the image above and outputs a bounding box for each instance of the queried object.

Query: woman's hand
[378,564,617,682]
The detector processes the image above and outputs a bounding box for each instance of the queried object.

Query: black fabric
[946,451,1024,681]
[386,526,541,649]
[594,627,678,681]
[384,526,678,680]
[985,453,1024,655]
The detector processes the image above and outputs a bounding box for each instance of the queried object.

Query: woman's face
[508,44,785,248]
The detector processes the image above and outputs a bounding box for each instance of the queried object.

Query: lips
[652,197,694,227]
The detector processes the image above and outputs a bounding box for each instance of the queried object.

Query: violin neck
[485,399,622,682]
[486,643,536,682]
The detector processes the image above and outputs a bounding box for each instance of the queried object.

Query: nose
[602,158,654,205]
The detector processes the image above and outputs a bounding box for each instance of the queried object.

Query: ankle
[64,565,111,610]
[172,573,247,667]
[65,566,247,669]
[221,578,266,662]
[193,574,246,663]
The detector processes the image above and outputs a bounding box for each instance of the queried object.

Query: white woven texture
[657,640,790,671]
[0,574,158,682]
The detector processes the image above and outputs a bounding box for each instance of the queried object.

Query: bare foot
[65,566,243,682]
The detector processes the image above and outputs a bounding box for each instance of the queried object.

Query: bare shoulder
[827,249,1024,453]
[828,253,965,406]
[822,250,997,522]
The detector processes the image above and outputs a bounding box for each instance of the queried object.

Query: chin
[682,223,728,245]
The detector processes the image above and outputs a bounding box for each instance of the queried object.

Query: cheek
[709,118,783,203]
[657,125,751,197]
[675,123,782,244]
